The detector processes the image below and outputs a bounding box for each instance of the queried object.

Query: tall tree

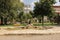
[0,0,24,25]
[18,12,32,24]
[33,0,55,26]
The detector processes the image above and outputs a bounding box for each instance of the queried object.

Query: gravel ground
[0,34,60,40]
[0,26,60,40]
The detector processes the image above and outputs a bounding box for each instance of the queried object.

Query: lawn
[0,23,57,27]
[33,23,57,26]
[0,23,57,30]
[0,24,26,27]
[0,23,58,30]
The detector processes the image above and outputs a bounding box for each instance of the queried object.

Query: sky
[54,0,60,6]
[20,0,60,10]
[20,0,39,10]
[21,0,39,5]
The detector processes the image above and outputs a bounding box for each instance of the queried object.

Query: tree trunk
[10,19,14,24]
[39,18,41,23]
[4,18,7,25]
[0,17,4,25]
[42,16,44,27]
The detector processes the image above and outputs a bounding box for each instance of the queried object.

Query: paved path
[0,26,60,35]
[0,34,60,40]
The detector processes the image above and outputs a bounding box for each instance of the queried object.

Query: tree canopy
[33,0,56,26]
[0,0,24,25]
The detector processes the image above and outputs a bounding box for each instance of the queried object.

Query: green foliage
[18,12,32,24]
[34,0,55,17]
[0,0,24,25]
[53,15,60,24]
[33,0,55,26]
[33,23,57,26]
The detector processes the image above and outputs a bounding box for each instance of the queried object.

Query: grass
[0,23,56,30]
[0,25,14,28]
[0,24,26,30]
[33,23,57,26]
[0,23,58,29]
[20,24,27,26]
[0,24,27,27]
[0,23,57,27]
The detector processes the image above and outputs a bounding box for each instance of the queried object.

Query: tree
[18,12,32,24]
[0,0,24,25]
[33,0,55,26]
[53,14,60,24]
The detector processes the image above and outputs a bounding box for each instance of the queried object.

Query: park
[0,0,60,40]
